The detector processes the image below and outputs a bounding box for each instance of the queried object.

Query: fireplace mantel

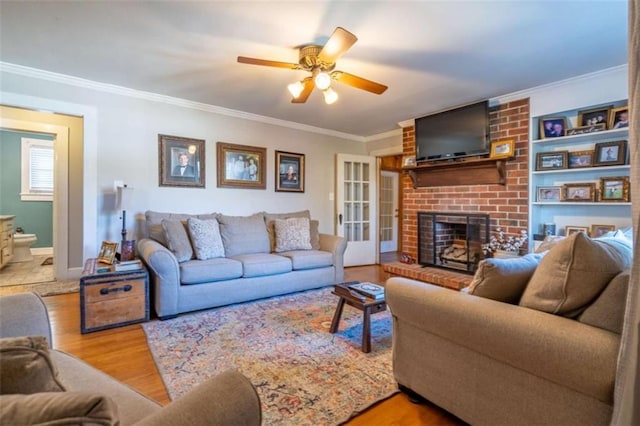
[404,157,508,188]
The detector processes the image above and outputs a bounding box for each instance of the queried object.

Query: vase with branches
[482,228,528,257]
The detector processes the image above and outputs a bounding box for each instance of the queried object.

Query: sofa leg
[398,384,427,404]
[158,314,178,321]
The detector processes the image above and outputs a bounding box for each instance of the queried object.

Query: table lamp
[117,185,136,261]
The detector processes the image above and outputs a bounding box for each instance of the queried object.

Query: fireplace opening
[417,212,490,274]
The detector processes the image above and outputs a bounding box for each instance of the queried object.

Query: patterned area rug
[0,280,79,296]
[143,287,397,425]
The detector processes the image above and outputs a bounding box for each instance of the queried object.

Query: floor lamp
[117,185,136,261]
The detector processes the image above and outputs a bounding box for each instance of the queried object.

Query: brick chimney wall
[401,98,530,259]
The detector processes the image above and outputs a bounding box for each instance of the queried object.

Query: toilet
[12,233,38,263]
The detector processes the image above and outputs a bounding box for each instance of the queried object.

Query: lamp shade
[116,186,134,211]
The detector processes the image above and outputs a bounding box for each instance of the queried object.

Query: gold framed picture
[539,117,566,139]
[567,150,594,168]
[565,226,590,237]
[561,182,596,202]
[599,176,630,202]
[98,241,118,264]
[536,151,568,171]
[608,106,629,129]
[591,224,615,238]
[577,105,612,129]
[216,142,266,189]
[489,139,515,159]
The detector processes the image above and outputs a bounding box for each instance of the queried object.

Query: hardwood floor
[42,263,464,425]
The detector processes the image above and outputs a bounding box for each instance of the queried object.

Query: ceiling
[0,1,629,139]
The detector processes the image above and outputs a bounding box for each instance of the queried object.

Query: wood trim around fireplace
[404,157,507,188]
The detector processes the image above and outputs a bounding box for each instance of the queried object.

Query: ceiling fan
[237,27,388,104]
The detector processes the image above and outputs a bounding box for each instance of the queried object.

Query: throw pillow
[187,218,225,260]
[578,270,629,334]
[0,392,119,426]
[217,213,270,257]
[0,336,65,394]
[145,211,217,246]
[274,217,312,252]
[161,219,193,262]
[310,219,320,250]
[519,232,633,317]
[465,253,546,304]
[264,210,311,252]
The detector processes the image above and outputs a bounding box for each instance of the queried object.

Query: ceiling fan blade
[291,78,315,103]
[317,27,358,64]
[332,71,388,95]
[237,56,299,69]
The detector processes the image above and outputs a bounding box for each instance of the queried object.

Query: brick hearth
[383,262,472,290]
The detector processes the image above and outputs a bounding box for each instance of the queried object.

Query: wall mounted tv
[415,100,490,163]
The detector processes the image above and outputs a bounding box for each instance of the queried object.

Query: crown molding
[0,62,366,142]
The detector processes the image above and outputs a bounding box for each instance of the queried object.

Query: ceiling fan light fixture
[323,87,338,105]
[314,71,332,90]
[287,81,305,98]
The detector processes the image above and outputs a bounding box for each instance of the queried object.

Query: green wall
[0,130,53,248]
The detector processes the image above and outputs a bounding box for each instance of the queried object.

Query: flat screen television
[415,100,490,163]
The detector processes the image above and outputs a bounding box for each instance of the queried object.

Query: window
[21,137,54,201]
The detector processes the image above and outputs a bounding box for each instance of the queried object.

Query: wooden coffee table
[330,282,387,353]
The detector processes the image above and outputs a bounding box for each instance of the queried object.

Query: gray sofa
[386,232,633,425]
[0,292,261,426]
[137,210,346,319]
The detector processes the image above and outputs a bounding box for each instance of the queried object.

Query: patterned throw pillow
[274,217,312,252]
[187,218,225,260]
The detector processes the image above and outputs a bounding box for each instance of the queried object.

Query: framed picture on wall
[158,134,205,188]
[275,151,305,192]
[216,142,266,189]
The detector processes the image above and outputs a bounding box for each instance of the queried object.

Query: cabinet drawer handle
[100,284,132,295]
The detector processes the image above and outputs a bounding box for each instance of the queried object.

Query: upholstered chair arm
[137,238,180,319]
[0,292,52,347]
[319,233,347,282]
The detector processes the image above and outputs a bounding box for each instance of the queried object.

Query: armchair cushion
[0,336,65,394]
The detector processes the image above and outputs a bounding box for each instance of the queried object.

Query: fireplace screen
[417,212,489,274]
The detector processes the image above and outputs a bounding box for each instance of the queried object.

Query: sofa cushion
[520,232,633,317]
[231,253,292,278]
[264,210,311,252]
[0,392,119,426]
[0,336,65,394]
[161,219,193,262]
[218,213,270,257]
[179,258,243,285]
[465,253,545,304]
[187,217,225,260]
[578,270,630,334]
[274,217,312,252]
[145,211,217,246]
[279,250,333,270]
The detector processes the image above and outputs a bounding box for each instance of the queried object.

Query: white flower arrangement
[482,228,528,255]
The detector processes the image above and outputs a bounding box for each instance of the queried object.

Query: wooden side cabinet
[80,258,149,334]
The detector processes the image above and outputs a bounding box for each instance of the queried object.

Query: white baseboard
[31,247,53,256]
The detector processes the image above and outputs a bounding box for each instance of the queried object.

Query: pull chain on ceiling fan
[237,27,388,104]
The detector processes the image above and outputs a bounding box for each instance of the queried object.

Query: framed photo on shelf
[98,241,118,264]
[536,186,561,202]
[216,142,266,189]
[593,140,627,166]
[608,106,629,129]
[565,123,606,136]
[591,224,615,238]
[539,117,567,139]
[599,176,630,202]
[158,134,205,188]
[561,182,596,202]
[536,151,568,171]
[565,226,590,237]
[577,106,612,129]
[567,150,594,168]
[489,139,515,159]
[275,151,305,192]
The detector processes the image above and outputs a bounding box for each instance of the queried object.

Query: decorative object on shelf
[537,186,561,202]
[539,117,567,139]
[216,142,266,189]
[536,151,568,171]
[402,155,416,167]
[577,105,612,128]
[593,140,627,166]
[482,228,528,257]
[599,176,630,202]
[561,182,596,202]
[565,123,606,136]
[591,224,615,238]
[158,134,205,188]
[97,241,118,265]
[275,151,305,193]
[568,150,595,168]
[565,226,590,237]
[542,223,557,236]
[609,106,629,129]
[489,139,515,159]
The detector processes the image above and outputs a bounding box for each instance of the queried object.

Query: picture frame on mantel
[158,134,205,188]
[489,139,515,159]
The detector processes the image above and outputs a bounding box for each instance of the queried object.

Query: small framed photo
[593,140,627,166]
[577,106,612,129]
[568,150,594,168]
[98,241,118,264]
[539,117,567,139]
[536,151,568,171]
[275,151,305,192]
[561,183,596,202]
[402,155,416,167]
[536,186,561,202]
[591,224,615,238]
[599,176,630,202]
[565,226,590,237]
[490,139,515,159]
[216,142,266,189]
[158,134,205,188]
[609,107,629,129]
